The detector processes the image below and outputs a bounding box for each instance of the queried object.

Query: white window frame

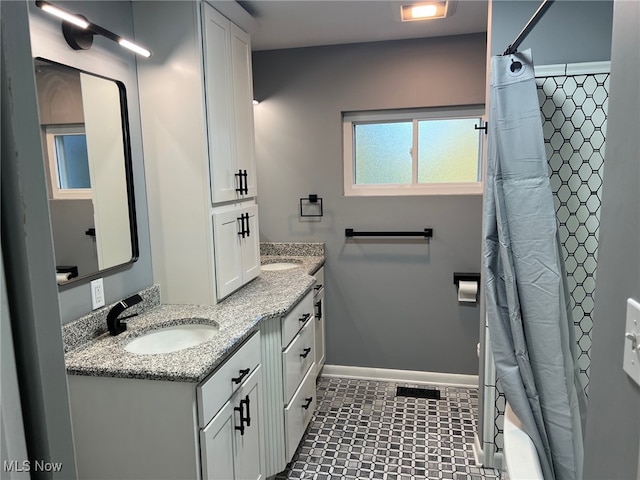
[45,125,92,200]
[343,106,485,196]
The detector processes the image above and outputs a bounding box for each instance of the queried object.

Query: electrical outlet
[91,278,105,310]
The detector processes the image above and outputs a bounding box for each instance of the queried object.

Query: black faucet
[106,294,143,336]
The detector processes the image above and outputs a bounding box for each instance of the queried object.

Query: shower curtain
[483,50,586,480]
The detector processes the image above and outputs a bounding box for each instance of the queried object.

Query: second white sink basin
[125,323,218,355]
[261,262,301,271]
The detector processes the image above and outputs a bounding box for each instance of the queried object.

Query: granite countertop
[64,250,324,383]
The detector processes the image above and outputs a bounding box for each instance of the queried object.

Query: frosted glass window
[354,122,412,185]
[344,107,484,196]
[417,118,480,183]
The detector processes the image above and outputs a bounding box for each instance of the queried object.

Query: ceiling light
[411,5,438,18]
[401,2,449,21]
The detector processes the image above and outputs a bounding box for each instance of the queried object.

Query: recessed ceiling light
[401,2,449,21]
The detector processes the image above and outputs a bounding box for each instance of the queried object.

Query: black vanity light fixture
[36,0,151,57]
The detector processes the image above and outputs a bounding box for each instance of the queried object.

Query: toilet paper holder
[453,273,480,290]
[453,272,480,303]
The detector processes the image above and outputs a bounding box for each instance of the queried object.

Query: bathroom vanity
[63,245,325,479]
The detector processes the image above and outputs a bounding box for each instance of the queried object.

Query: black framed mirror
[34,58,138,285]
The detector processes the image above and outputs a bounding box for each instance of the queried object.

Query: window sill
[344,182,483,197]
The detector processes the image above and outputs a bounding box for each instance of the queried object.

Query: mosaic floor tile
[274,376,504,480]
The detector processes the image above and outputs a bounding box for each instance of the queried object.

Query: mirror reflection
[34,58,138,284]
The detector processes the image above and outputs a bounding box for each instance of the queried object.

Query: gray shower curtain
[483,50,586,480]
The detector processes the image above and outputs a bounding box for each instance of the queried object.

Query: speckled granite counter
[64,244,324,383]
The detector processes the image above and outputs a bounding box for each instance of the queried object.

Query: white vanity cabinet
[133,1,259,305]
[259,290,318,476]
[199,333,265,480]
[212,204,260,299]
[313,267,326,375]
[67,332,265,480]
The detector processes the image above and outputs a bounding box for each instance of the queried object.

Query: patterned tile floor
[275,376,504,480]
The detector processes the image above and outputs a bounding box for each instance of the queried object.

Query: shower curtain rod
[503,0,555,55]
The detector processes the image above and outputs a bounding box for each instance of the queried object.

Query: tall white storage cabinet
[203,6,257,203]
[133,1,259,304]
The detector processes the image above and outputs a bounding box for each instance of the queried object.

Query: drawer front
[284,364,317,461]
[282,317,315,404]
[313,267,324,297]
[198,331,260,428]
[281,291,314,348]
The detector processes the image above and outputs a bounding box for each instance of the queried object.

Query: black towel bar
[345,228,433,238]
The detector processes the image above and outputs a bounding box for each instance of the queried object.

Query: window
[343,107,484,196]
[45,125,92,199]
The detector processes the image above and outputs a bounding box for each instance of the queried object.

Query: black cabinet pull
[237,215,246,238]
[242,170,248,194]
[302,397,313,410]
[300,347,311,359]
[234,395,251,436]
[244,213,250,237]
[235,169,245,194]
[237,213,250,238]
[234,403,245,436]
[314,284,323,291]
[298,313,311,324]
[315,299,322,320]
[232,368,250,384]
[242,395,251,427]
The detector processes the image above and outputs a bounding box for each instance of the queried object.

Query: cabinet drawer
[284,363,317,461]
[281,291,314,348]
[197,331,260,428]
[313,267,324,297]
[282,317,315,404]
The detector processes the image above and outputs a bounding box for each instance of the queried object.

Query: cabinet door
[240,205,260,284]
[233,366,265,480]
[212,209,243,299]
[230,23,256,199]
[203,5,237,204]
[200,400,236,480]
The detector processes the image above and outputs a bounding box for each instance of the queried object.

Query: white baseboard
[321,365,479,388]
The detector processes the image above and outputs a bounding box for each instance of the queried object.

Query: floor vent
[396,386,441,400]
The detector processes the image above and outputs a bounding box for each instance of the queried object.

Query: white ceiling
[241,0,488,51]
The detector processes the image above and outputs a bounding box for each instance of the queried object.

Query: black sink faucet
[107,294,143,336]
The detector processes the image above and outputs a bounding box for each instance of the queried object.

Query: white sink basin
[261,262,301,271]
[125,323,218,355]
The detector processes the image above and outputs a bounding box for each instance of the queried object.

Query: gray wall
[49,200,99,276]
[583,0,640,477]
[1,1,76,476]
[253,34,486,375]
[490,0,613,62]
[28,1,153,323]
